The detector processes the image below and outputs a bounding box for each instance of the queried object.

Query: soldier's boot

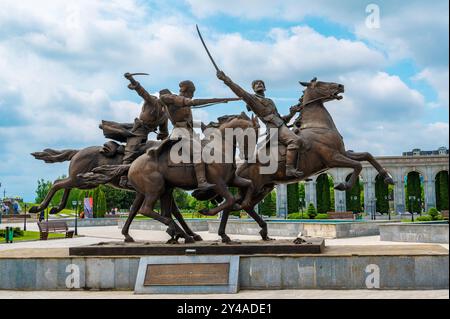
[285,149,304,178]
[194,163,216,190]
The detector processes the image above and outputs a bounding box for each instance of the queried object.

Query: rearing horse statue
[195,77,395,243]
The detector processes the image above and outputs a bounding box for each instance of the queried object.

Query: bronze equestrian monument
[0,25,447,295]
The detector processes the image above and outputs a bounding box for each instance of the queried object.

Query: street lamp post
[72,201,78,236]
[385,196,391,220]
[418,198,422,216]
[299,198,304,219]
[372,197,377,220]
[23,204,27,231]
[408,195,415,222]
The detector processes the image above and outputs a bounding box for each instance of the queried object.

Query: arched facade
[275,154,449,216]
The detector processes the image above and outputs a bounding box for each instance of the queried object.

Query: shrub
[307,203,317,219]
[287,213,301,219]
[416,216,432,222]
[427,207,443,220]
[315,213,329,219]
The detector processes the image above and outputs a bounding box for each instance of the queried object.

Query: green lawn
[1,231,66,243]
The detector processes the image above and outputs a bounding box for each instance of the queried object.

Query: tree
[298,182,305,209]
[307,203,317,219]
[102,186,135,211]
[436,171,449,211]
[375,175,389,214]
[173,188,189,209]
[346,175,362,213]
[316,174,331,214]
[259,190,276,216]
[35,179,52,204]
[95,188,107,218]
[406,172,422,213]
[287,183,299,214]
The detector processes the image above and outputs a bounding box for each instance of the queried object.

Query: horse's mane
[205,112,251,129]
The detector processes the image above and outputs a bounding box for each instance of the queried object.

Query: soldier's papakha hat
[179,80,196,92]
[251,79,266,89]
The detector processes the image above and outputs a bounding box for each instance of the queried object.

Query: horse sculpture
[32,138,213,241]
[194,78,395,243]
[80,113,259,243]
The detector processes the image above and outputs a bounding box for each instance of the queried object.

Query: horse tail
[31,149,78,163]
[77,164,131,186]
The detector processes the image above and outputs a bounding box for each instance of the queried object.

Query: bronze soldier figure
[216,71,306,178]
[159,80,240,190]
[100,73,169,187]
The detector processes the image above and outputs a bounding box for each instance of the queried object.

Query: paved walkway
[0,289,448,299]
[0,223,448,251]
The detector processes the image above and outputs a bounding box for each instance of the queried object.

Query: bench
[37,221,74,240]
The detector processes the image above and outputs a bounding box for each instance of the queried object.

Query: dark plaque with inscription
[144,263,230,286]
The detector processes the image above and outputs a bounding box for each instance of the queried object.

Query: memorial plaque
[144,263,229,286]
[134,255,240,294]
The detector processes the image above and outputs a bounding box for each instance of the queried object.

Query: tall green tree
[35,179,53,204]
[299,182,305,207]
[316,174,331,214]
[287,183,299,214]
[95,187,107,218]
[259,190,276,216]
[346,175,362,213]
[375,175,389,214]
[437,171,449,210]
[406,172,422,213]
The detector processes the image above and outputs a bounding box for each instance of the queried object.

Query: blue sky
[0,0,448,202]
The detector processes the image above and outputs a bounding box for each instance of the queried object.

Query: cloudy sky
[0,0,448,202]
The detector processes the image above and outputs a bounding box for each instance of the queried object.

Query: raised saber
[196,24,220,72]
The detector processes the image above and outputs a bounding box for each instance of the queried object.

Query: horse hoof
[49,207,59,215]
[221,235,232,244]
[166,238,179,244]
[184,236,195,244]
[334,183,346,191]
[193,234,203,241]
[384,176,394,185]
[124,236,135,243]
[29,206,39,214]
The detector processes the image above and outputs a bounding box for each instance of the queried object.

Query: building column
[424,167,436,211]
[304,180,317,210]
[275,184,288,218]
[363,167,376,216]
[333,168,347,212]
[393,169,405,214]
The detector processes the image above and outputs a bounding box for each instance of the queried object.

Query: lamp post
[23,204,27,231]
[408,195,415,222]
[299,198,305,219]
[72,200,78,236]
[385,195,391,220]
[372,197,377,220]
[418,198,422,216]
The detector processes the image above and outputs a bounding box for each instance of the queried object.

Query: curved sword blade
[196,24,220,72]
[129,73,149,76]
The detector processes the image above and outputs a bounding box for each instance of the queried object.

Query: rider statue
[216,70,307,178]
[159,80,240,190]
[100,73,169,187]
